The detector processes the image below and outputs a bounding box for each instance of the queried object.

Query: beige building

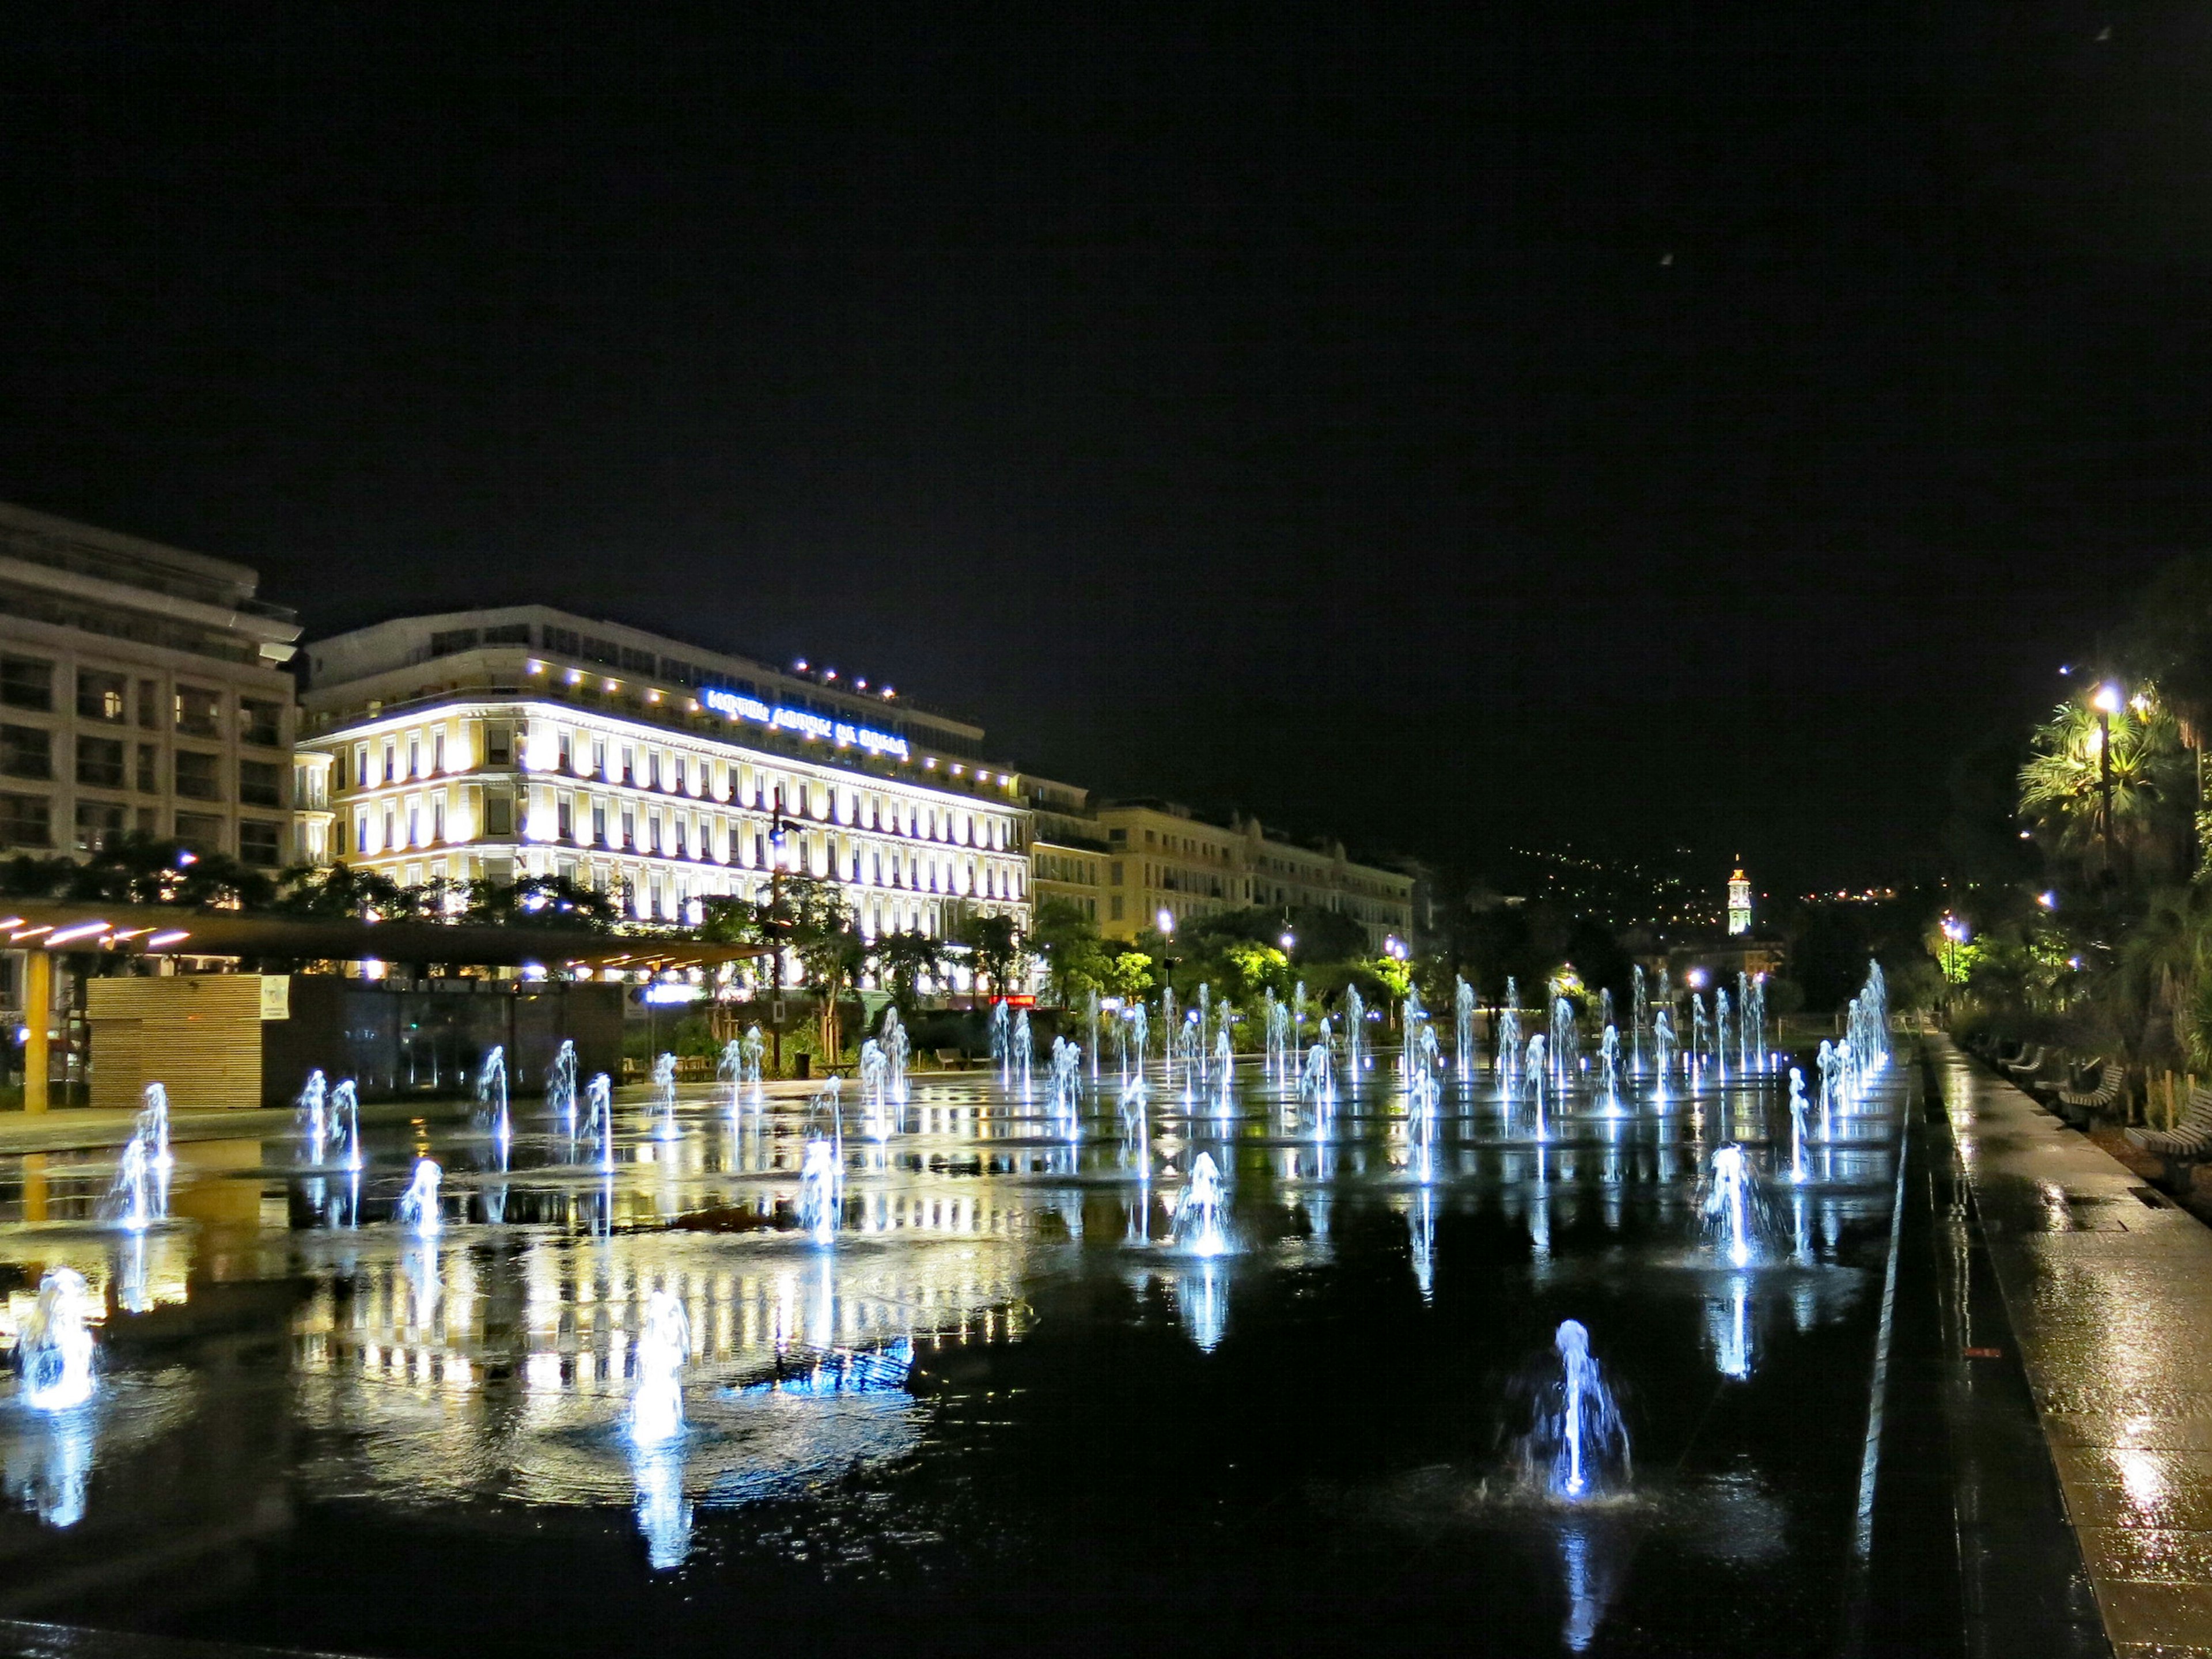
[296,608,1032,950]
[0,501,301,869]
[1044,795,1415,954]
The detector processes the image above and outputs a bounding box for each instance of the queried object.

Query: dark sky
[4,3,2207,893]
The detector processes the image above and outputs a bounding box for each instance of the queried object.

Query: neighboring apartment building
[1022,773,1110,925]
[0,501,301,869]
[296,607,1032,947]
[1049,794,1415,955]
[1094,800,1414,953]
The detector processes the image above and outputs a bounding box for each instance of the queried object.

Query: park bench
[2001,1043,2047,1080]
[934,1048,965,1070]
[2128,1084,2212,1191]
[2055,1060,2124,1127]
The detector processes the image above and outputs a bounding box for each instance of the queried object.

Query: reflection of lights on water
[1711,1277,1753,1380]
[1178,1263,1226,1352]
[631,1438,692,1570]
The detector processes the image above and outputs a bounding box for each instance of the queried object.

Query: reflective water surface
[0,1051,1906,1656]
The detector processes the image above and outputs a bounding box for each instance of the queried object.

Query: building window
[137,679,160,729]
[75,736,126,789]
[237,823,283,871]
[432,798,445,842]
[175,685,223,737]
[239,760,284,807]
[0,792,51,848]
[355,814,369,854]
[73,800,125,854]
[593,803,608,846]
[175,813,226,854]
[433,731,446,773]
[76,669,127,723]
[429,627,480,657]
[174,749,223,800]
[544,626,580,655]
[483,622,531,645]
[407,737,421,778]
[1,725,53,781]
[485,794,514,837]
[136,744,157,793]
[382,809,395,849]
[382,742,396,783]
[557,797,573,840]
[0,656,53,712]
[558,731,573,772]
[239,699,283,747]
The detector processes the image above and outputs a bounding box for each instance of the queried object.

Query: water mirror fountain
[0,956,1915,1656]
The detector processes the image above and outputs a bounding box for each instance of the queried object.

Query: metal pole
[2100,707,2115,874]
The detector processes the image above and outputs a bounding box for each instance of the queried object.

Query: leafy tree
[1029,898,1111,1006]
[274,861,422,920]
[463,874,622,931]
[1102,950,1156,1001]
[1,834,276,908]
[767,876,865,1056]
[869,929,945,1012]
[957,911,1024,1001]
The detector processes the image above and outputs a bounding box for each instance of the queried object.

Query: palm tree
[2119,557,2212,872]
[2019,696,2191,885]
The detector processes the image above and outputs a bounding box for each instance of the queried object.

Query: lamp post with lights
[2093,682,2122,876]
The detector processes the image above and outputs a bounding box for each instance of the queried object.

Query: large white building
[296,607,1032,947]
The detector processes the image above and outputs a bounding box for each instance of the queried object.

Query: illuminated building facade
[297,608,1031,946]
[1086,798,1415,953]
[0,500,302,870]
[1728,866,1753,935]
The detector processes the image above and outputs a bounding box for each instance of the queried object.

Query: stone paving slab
[1941,1037,2212,1656]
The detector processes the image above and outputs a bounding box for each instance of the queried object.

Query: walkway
[1937,1035,2212,1656]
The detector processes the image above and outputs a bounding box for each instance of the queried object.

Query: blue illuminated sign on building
[703,687,911,761]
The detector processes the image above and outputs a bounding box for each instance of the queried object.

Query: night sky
[3,3,2205,894]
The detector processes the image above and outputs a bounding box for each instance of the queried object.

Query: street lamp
[2093,683,2122,874]
[1156,908,1177,1021]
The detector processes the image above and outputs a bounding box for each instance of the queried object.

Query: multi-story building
[1022,774,1110,925]
[296,607,1032,950]
[1083,797,1415,953]
[0,501,302,869]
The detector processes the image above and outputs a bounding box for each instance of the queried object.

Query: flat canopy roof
[0,902,767,971]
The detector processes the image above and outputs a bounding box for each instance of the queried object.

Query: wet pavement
[0,1042,1960,1654]
[1938,1036,2212,1657]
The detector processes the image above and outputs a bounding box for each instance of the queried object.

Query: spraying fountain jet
[1536,1320,1630,1501]
[396,1158,443,1236]
[1787,1068,1811,1184]
[798,1138,843,1244]
[1013,1010,1035,1094]
[329,1079,362,1171]
[579,1073,616,1168]
[18,1268,95,1412]
[297,1069,329,1163]
[547,1039,579,1131]
[1705,1145,1756,1268]
[651,1052,679,1139]
[629,1287,691,1447]
[478,1045,509,1143]
[136,1084,173,1174]
[1172,1151,1230,1256]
